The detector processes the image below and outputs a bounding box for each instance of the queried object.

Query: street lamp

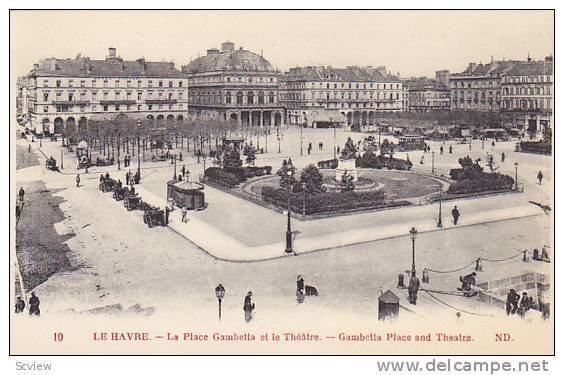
[302,182,307,217]
[214,284,225,321]
[203,154,207,174]
[409,227,417,277]
[277,131,281,154]
[136,120,141,178]
[173,154,177,180]
[437,186,443,228]
[431,150,435,176]
[285,170,294,254]
[300,115,305,156]
[332,117,336,160]
[514,162,519,191]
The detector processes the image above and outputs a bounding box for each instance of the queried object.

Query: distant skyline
[10,10,554,78]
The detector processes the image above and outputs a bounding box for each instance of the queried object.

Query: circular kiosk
[167,180,206,210]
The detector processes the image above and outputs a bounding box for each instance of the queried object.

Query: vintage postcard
[10,9,554,355]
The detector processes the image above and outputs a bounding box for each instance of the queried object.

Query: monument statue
[335,137,358,182]
[341,137,357,160]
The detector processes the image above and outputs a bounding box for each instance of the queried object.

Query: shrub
[317,159,338,169]
[204,167,241,188]
[300,164,324,194]
[447,173,514,195]
[520,141,552,155]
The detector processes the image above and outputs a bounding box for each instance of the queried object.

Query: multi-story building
[18,47,188,135]
[181,41,285,126]
[450,60,518,112]
[279,65,403,128]
[501,56,553,137]
[404,77,450,112]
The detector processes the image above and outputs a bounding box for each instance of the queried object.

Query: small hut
[378,290,400,321]
[166,180,206,210]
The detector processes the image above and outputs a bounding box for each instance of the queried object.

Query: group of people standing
[14,292,40,317]
[506,289,536,317]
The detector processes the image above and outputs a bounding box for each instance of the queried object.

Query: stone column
[259,111,263,127]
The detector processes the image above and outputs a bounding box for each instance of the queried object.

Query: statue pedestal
[335,158,358,182]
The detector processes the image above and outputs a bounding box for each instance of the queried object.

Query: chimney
[221,41,235,52]
[468,63,476,73]
[108,47,117,59]
[207,48,220,56]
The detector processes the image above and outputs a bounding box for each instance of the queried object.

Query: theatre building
[182,41,285,126]
[18,47,188,135]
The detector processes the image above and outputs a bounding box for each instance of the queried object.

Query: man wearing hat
[243,291,255,322]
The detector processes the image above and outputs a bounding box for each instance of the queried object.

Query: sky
[10,10,554,78]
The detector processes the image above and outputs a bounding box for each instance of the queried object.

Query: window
[43,106,48,113]
[43,80,49,87]
[137,92,142,100]
[138,80,142,87]
[148,80,153,88]
[127,80,131,88]
[103,105,108,111]
[80,105,85,112]
[225,91,232,104]
[159,81,163,87]
[69,80,74,87]
[56,80,61,88]
[92,105,97,111]
[115,105,120,111]
[126,92,132,99]
[115,80,120,87]
[168,81,173,88]
[103,80,108,87]
[68,93,74,101]
[179,81,183,87]
[138,105,142,110]
[43,93,49,101]
[92,80,96,87]
[148,105,152,110]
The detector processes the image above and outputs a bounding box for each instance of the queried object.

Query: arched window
[247,91,254,105]
[225,91,232,104]
[268,91,275,104]
[236,91,243,105]
[258,91,265,104]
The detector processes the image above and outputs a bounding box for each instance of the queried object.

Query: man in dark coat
[15,296,25,313]
[243,291,255,322]
[125,172,130,186]
[296,275,304,293]
[537,171,543,185]
[75,174,81,187]
[19,187,25,202]
[449,145,453,154]
[506,289,520,315]
[452,205,460,225]
[408,273,420,305]
[29,292,40,317]
[164,206,170,225]
[459,272,476,292]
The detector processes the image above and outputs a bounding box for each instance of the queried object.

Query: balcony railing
[99,99,136,105]
[145,99,178,104]
[52,100,90,105]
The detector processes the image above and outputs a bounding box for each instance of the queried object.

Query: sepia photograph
[9,9,554,357]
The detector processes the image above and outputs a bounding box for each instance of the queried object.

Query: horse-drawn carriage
[151,153,168,162]
[99,178,117,192]
[45,157,57,171]
[143,206,166,228]
[113,187,129,201]
[95,157,114,167]
[124,195,142,211]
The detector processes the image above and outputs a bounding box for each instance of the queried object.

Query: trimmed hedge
[261,186,409,215]
[204,167,241,188]
[447,173,514,195]
[520,141,552,155]
[356,153,413,170]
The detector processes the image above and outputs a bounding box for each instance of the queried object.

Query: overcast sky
[10,10,554,78]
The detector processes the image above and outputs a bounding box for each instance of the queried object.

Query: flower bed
[261,186,410,215]
[205,166,273,188]
[447,173,514,195]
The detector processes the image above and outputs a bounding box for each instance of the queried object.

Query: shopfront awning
[311,109,347,124]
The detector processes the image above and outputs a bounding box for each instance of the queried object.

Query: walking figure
[181,205,188,223]
[452,205,460,225]
[19,187,25,202]
[75,174,81,187]
[440,146,443,155]
[449,145,453,154]
[243,291,255,322]
[297,275,304,294]
[537,171,543,185]
[15,296,25,313]
[491,140,495,148]
[125,172,130,186]
[28,144,31,153]
[29,292,40,317]
[165,206,170,225]
[501,152,505,163]
[319,141,323,151]
[420,155,424,164]
[408,272,420,305]
[506,289,520,315]
[181,165,186,177]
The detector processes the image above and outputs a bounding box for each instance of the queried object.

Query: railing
[99,99,136,105]
[51,100,90,105]
[145,99,178,104]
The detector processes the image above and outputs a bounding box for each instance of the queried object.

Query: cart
[113,187,128,201]
[99,178,117,192]
[45,158,57,171]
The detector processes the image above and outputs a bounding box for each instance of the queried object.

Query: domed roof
[183,46,276,74]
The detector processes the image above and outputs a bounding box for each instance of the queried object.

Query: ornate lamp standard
[203,154,207,174]
[173,154,177,180]
[285,170,294,254]
[409,227,418,276]
[136,120,141,178]
[431,150,435,176]
[214,284,225,321]
[277,131,281,154]
[437,186,443,228]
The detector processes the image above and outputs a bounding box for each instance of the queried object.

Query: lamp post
[173,154,177,180]
[437,186,443,228]
[332,117,336,159]
[203,154,207,174]
[300,115,305,156]
[214,284,225,321]
[514,162,519,191]
[285,170,294,254]
[277,132,281,154]
[60,149,64,169]
[431,150,435,176]
[136,120,141,178]
[481,135,485,149]
[302,182,307,217]
[378,122,382,146]
[409,227,417,277]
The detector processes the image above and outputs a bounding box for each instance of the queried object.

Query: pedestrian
[491,140,495,148]
[167,198,174,212]
[179,152,183,161]
[117,179,123,188]
[518,292,532,316]
[420,155,424,164]
[501,152,505,163]
[181,165,186,177]
[125,172,130,186]
[28,144,31,153]
[75,174,81,187]
[243,291,255,322]
[164,206,170,225]
[337,146,340,155]
[440,146,443,155]
[29,292,40,317]
[505,289,520,315]
[449,145,453,154]
[318,141,322,151]
[408,272,420,305]
[130,185,135,195]
[537,171,543,185]
[15,295,25,313]
[181,205,188,223]
[105,172,110,179]
[451,205,460,225]
[18,187,25,202]
[297,275,304,293]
